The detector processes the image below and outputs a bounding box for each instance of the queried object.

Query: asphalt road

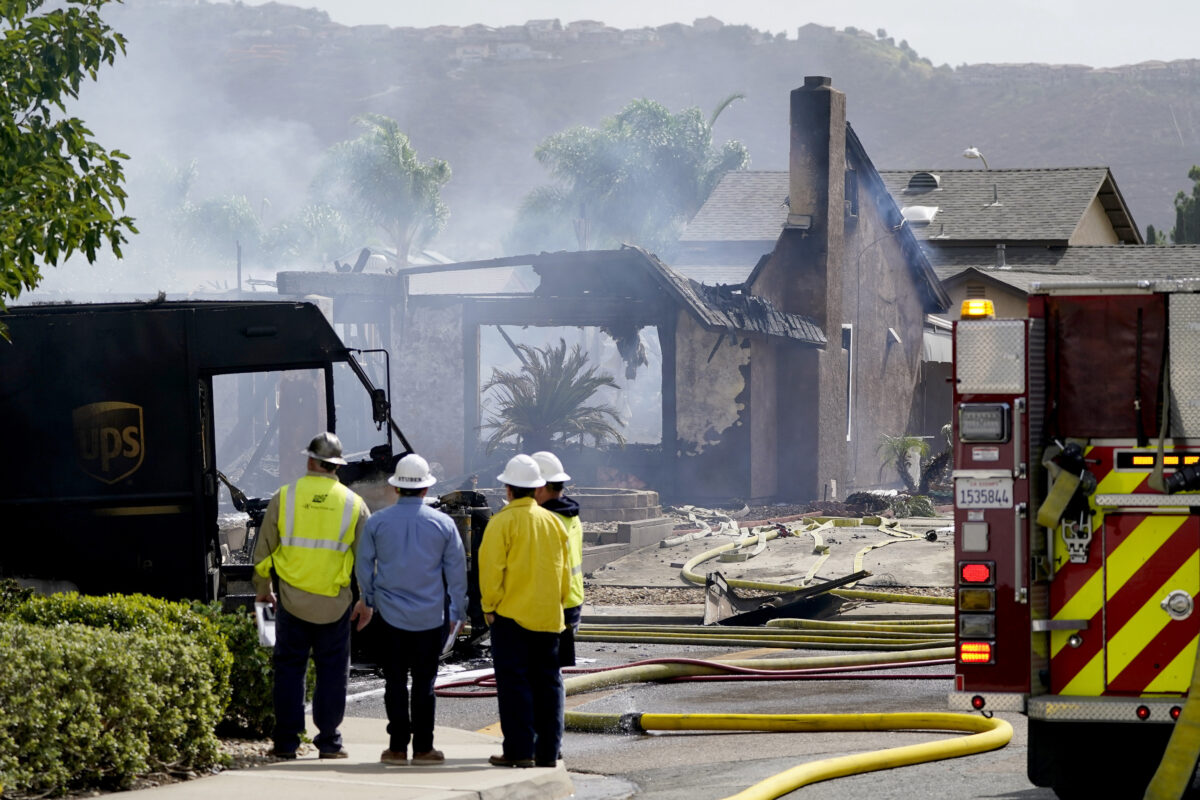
[346,639,1058,800]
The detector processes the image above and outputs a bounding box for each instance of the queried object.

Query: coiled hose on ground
[557,646,1010,800]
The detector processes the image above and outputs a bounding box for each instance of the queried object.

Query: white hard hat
[496,454,546,488]
[302,432,347,465]
[530,451,570,483]
[388,453,437,489]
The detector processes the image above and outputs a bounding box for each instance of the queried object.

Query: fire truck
[950,283,1200,798]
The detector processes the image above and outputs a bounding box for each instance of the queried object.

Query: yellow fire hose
[1144,635,1200,799]
[562,651,1012,800]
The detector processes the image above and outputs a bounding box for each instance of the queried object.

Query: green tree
[1171,165,1200,244]
[1146,224,1167,245]
[512,96,749,254]
[481,339,626,454]
[313,113,450,266]
[0,0,135,323]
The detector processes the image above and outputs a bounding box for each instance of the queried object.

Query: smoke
[36,2,330,298]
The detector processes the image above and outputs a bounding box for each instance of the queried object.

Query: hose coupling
[618,712,645,734]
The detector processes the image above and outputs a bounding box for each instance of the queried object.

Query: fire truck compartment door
[1047,295,1165,439]
[1103,513,1199,695]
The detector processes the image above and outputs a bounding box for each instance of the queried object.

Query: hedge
[0,621,215,796]
[0,591,232,796]
[188,601,277,737]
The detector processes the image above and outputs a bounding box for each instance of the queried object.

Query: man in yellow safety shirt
[253,432,371,760]
[479,454,571,769]
[531,451,584,762]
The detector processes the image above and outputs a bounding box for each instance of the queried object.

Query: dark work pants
[272,603,351,754]
[557,604,582,751]
[378,617,444,754]
[490,614,562,763]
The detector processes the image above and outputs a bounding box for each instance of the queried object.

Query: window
[966,283,987,299]
[842,324,853,442]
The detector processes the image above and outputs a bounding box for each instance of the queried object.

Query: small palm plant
[481,339,626,453]
[876,433,930,494]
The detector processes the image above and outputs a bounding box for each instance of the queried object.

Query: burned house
[276,77,948,502]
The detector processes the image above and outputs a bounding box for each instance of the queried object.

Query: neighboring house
[876,167,1143,318]
[274,77,949,503]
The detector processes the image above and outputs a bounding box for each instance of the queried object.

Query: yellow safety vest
[255,475,360,597]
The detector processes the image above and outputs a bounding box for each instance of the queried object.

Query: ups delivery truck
[0,300,411,602]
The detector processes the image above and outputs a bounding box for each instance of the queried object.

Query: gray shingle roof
[684,167,1140,248]
[934,245,1200,288]
[679,171,789,243]
[877,168,1137,245]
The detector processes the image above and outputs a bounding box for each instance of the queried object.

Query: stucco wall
[673,309,753,498]
[390,298,466,477]
[841,203,929,492]
[1070,196,1121,245]
[944,278,1028,320]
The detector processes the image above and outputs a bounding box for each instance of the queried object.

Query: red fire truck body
[951,284,1199,797]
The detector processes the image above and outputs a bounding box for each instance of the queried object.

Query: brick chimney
[784,75,846,330]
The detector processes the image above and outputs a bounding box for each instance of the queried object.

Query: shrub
[0,578,34,615]
[189,601,276,737]
[0,621,158,795]
[4,593,232,781]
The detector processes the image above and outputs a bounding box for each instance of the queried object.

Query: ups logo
[73,402,144,484]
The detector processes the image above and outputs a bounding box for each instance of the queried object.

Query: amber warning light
[960,562,993,584]
[960,641,993,664]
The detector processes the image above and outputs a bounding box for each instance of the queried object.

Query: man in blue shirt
[353,453,468,766]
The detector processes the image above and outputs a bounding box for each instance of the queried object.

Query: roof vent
[901,205,939,224]
[905,172,941,192]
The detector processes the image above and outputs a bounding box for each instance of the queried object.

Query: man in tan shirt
[253,432,371,759]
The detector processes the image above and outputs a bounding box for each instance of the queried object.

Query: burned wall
[673,308,753,500]
[390,296,466,477]
[841,173,931,492]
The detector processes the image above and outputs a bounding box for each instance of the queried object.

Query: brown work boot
[489,753,534,768]
[411,749,445,764]
[319,747,349,759]
[380,749,407,765]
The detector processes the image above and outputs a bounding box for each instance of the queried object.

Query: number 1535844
[955,478,1013,509]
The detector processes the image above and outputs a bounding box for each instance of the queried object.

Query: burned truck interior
[0,300,419,604]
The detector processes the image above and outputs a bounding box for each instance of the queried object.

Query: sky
[237,0,1199,69]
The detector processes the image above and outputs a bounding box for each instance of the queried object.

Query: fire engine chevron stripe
[1049,568,1103,661]
[1146,634,1200,693]
[1105,516,1187,605]
[1106,530,1197,635]
[1120,625,1198,694]
[1107,550,1199,686]
[1061,649,1106,696]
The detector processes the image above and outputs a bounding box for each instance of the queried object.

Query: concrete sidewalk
[132,717,573,800]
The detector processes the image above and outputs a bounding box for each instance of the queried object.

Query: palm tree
[481,339,626,453]
[313,114,450,266]
[512,95,749,253]
[876,433,930,493]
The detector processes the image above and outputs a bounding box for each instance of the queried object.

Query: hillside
[79,1,1200,265]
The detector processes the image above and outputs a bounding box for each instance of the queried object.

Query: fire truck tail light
[971,695,986,710]
[1171,706,1182,721]
[959,562,994,585]
[958,587,995,611]
[959,641,993,664]
[958,614,995,638]
[1136,705,1151,721]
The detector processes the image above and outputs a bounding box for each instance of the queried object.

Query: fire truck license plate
[956,477,1013,508]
